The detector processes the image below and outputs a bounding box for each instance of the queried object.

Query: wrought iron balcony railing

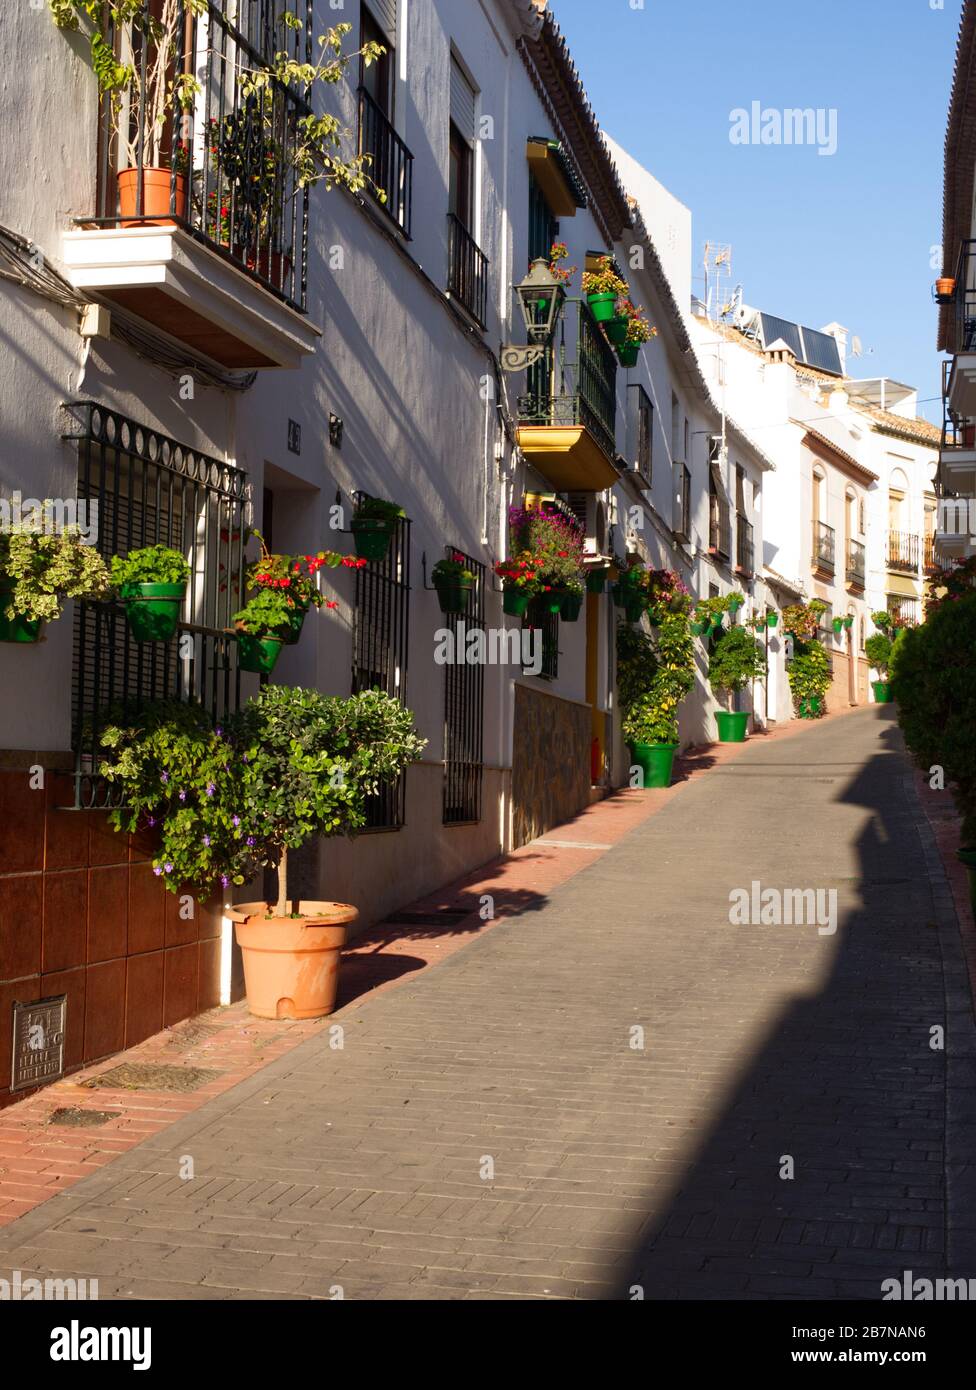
[951,240,976,354]
[359,87,414,238]
[447,214,488,327]
[942,359,976,450]
[846,538,866,587]
[709,497,731,559]
[924,535,949,573]
[813,520,835,573]
[735,514,754,575]
[887,530,920,574]
[84,1,313,310]
[517,299,618,461]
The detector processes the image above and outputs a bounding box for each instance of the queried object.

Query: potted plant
[111,545,190,643]
[99,686,426,1019]
[617,615,694,789]
[0,519,110,643]
[581,256,629,323]
[233,588,295,675]
[767,610,779,629]
[616,302,658,367]
[494,557,539,617]
[432,554,475,615]
[787,637,831,717]
[708,626,766,741]
[844,614,854,630]
[246,531,364,645]
[547,241,577,292]
[508,503,584,619]
[351,495,405,562]
[586,564,611,594]
[935,276,956,304]
[560,579,585,623]
[865,631,894,703]
[832,616,845,636]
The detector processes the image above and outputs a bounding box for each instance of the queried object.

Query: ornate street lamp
[501,258,566,373]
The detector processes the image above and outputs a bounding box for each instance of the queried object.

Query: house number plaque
[11,995,67,1092]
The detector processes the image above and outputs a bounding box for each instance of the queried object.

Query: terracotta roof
[940,0,976,351]
[795,421,879,483]
[847,400,942,447]
[517,11,633,246]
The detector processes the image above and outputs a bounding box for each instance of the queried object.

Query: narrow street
[1,707,973,1301]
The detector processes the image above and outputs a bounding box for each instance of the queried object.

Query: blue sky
[549,0,961,423]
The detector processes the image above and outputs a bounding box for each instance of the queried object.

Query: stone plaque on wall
[10,995,67,1092]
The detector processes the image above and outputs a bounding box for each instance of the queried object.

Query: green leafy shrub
[0,523,110,623]
[891,593,976,843]
[101,687,427,910]
[708,625,766,700]
[617,612,695,746]
[111,545,191,588]
[787,638,831,710]
[864,632,893,677]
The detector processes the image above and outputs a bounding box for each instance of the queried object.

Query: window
[735,464,746,513]
[672,461,691,541]
[361,3,394,117]
[524,609,559,681]
[671,393,680,459]
[446,58,486,325]
[859,498,866,535]
[449,123,473,229]
[352,499,411,830]
[443,549,486,824]
[631,384,653,483]
[529,171,558,262]
[69,401,247,810]
[709,454,731,559]
[358,2,413,235]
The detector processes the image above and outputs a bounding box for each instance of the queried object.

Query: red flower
[326,601,339,610]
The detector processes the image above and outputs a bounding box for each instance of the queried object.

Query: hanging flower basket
[586,567,609,594]
[351,517,396,562]
[625,599,644,624]
[237,631,284,675]
[119,583,186,643]
[766,612,779,629]
[434,574,474,615]
[844,615,854,630]
[503,588,531,618]
[282,605,308,646]
[616,344,640,368]
[560,590,584,622]
[0,583,41,643]
[690,620,708,637]
[832,618,844,635]
[587,291,618,323]
[605,315,629,346]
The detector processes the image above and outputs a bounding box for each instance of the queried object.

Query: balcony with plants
[54,2,382,370]
[941,359,976,500]
[887,530,920,575]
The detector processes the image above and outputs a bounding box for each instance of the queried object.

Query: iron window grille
[735,514,755,576]
[443,547,485,826]
[351,499,412,830]
[65,401,247,810]
[708,472,731,559]
[631,383,652,484]
[887,530,920,574]
[358,86,414,237]
[85,1,313,310]
[517,299,618,462]
[447,213,489,327]
[522,608,559,682]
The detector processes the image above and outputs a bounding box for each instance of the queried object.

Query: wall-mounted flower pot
[282,605,307,646]
[0,585,41,643]
[605,315,629,345]
[117,167,187,227]
[120,582,186,643]
[872,680,892,704]
[503,588,530,618]
[434,575,474,615]
[844,616,854,630]
[587,291,618,323]
[539,587,568,616]
[237,631,284,675]
[766,613,779,629]
[629,741,678,789]
[351,517,395,561]
[798,695,824,718]
[690,620,707,637]
[624,599,644,624]
[709,615,725,635]
[616,344,640,368]
[833,618,844,635]
[935,277,956,303]
[611,582,627,608]
[560,591,584,622]
[230,902,357,1020]
[716,710,749,743]
[586,568,609,594]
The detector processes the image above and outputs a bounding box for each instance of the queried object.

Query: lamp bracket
[501,344,549,373]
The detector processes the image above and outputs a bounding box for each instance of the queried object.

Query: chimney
[822,322,849,375]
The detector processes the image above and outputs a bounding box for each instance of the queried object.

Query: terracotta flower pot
[230,901,358,1020]
[117,167,187,227]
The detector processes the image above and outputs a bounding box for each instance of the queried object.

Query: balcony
[735,514,755,576]
[946,242,976,415]
[846,538,866,588]
[941,359,976,494]
[812,520,835,575]
[887,530,920,574]
[61,2,320,371]
[924,535,952,573]
[359,88,414,238]
[709,497,731,560]
[517,299,618,492]
[447,214,488,327]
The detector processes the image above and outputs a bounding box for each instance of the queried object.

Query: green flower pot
[690,621,707,637]
[716,710,749,743]
[120,582,186,643]
[798,695,824,719]
[586,569,609,595]
[237,631,284,675]
[560,591,584,622]
[710,615,725,635]
[872,681,892,704]
[351,517,395,562]
[611,582,627,608]
[629,741,678,790]
[434,576,474,615]
[617,344,640,368]
[282,604,307,646]
[625,599,644,624]
[503,588,530,618]
[0,586,41,643]
[833,619,844,635]
[541,588,568,616]
[766,613,779,629]
[605,315,629,345]
[587,291,618,323]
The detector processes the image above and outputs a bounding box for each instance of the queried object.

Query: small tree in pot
[708,625,766,742]
[865,631,894,704]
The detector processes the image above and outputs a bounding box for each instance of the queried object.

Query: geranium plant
[582,256,629,299]
[621,302,658,346]
[245,529,364,619]
[100,687,427,911]
[508,505,584,591]
[782,602,819,640]
[110,545,190,588]
[0,522,110,624]
[432,554,475,583]
[494,557,540,595]
[548,241,577,287]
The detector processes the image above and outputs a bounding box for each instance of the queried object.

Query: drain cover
[49,1107,115,1127]
[82,1063,220,1093]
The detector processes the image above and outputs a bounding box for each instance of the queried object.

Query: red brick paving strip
[0,704,878,1229]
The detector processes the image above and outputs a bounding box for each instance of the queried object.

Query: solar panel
[759,313,803,360]
[798,326,843,376]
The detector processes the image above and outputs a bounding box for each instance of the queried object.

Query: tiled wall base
[512,684,591,850]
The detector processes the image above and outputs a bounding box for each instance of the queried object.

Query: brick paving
[0,705,973,1300]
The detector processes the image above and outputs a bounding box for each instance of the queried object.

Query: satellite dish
[851,335,863,358]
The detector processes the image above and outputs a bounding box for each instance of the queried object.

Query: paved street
[1,707,975,1301]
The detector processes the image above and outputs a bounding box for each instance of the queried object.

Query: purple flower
[203,835,211,847]
[243,754,249,763]
[178,790,187,802]
[215,727,223,738]
[164,862,174,874]
[221,875,230,888]
[147,816,156,828]
[232,815,240,827]
[246,836,255,847]
[160,771,169,784]
[206,782,216,797]
[153,865,163,877]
